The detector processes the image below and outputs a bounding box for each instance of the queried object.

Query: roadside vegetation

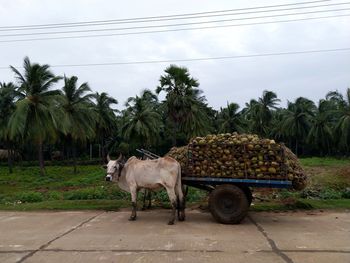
[252,157,350,211]
[0,157,349,211]
[1,57,350,175]
[0,57,349,212]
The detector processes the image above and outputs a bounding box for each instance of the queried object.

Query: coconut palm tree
[217,102,245,133]
[327,88,350,152]
[280,97,316,155]
[59,75,96,173]
[307,99,333,155]
[93,92,118,160]
[8,57,61,175]
[242,91,280,136]
[156,64,207,145]
[242,99,260,134]
[0,82,21,173]
[122,90,162,147]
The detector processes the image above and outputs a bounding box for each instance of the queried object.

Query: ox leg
[165,187,177,225]
[175,184,186,222]
[147,190,152,209]
[129,187,137,221]
[142,189,147,211]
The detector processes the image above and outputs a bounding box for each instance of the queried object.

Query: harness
[106,162,124,179]
[117,162,124,178]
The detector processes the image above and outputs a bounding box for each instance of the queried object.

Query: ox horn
[116,153,122,162]
[107,154,111,162]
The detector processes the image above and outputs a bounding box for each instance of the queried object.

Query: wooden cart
[137,149,292,224]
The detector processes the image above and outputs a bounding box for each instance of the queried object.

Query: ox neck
[117,168,130,193]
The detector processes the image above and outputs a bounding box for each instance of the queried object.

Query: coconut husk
[166,133,307,190]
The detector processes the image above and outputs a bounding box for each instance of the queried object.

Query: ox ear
[107,154,111,162]
[116,153,122,162]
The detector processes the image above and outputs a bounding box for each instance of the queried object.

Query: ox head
[104,154,124,182]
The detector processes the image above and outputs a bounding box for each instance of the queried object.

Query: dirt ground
[0,209,349,263]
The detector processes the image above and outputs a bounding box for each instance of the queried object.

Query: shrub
[279,189,295,199]
[300,188,321,199]
[107,187,130,200]
[15,191,44,203]
[47,191,63,200]
[186,187,207,202]
[319,189,342,199]
[341,188,350,199]
[63,187,108,200]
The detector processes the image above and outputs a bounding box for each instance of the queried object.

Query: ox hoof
[168,221,175,225]
[129,216,136,221]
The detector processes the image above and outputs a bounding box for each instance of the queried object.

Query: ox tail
[175,163,185,221]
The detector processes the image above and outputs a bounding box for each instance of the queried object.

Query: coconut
[166,133,307,190]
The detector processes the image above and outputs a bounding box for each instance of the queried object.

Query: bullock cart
[136,149,292,224]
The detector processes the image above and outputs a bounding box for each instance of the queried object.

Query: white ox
[105,155,185,225]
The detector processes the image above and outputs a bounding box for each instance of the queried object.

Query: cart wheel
[209,184,249,224]
[242,186,253,206]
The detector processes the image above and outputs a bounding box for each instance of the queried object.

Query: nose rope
[118,163,124,178]
[106,163,124,179]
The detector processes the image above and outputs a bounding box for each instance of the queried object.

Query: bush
[186,187,207,202]
[319,189,342,199]
[107,187,130,200]
[15,191,44,203]
[47,191,63,200]
[63,187,109,200]
[279,189,295,199]
[300,188,321,199]
[341,188,350,199]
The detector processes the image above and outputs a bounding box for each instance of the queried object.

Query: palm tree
[121,90,162,147]
[93,92,118,161]
[280,97,316,155]
[307,99,333,155]
[156,64,207,145]
[270,108,287,142]
[0,82,21,173]
[59,76,96,173]
[327,88,350,152]
[180,99,211,138]
[242,91,280,136]
[242,99,259,134]
[217,102,245,133]
[9,57,61,175]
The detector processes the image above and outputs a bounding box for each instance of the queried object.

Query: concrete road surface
[0,209,349,263]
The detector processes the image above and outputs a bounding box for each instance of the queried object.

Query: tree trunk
[172,122,177,146]
[73,141,77,174]
[89,143,92,160]
[7,142,13,174]
[100,138,105,164]
[38,141,45,176]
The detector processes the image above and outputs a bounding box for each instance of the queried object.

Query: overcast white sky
[0,0,349,110]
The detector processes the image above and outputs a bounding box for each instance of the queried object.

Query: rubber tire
[242,186,253,206]
[209,184,249,224]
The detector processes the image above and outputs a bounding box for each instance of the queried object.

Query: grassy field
[0,157,349,211]
[0,165,206,210]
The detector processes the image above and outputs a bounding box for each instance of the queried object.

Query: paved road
[0,209,349,263]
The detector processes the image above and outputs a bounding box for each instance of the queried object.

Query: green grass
[0,200,129,211]
[1,198,349,212]
[0,165,206,210]
[0,160,349,212]
[300,157,350,167]
[252,199,350,211]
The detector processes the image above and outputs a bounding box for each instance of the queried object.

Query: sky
[0,0,349,110]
